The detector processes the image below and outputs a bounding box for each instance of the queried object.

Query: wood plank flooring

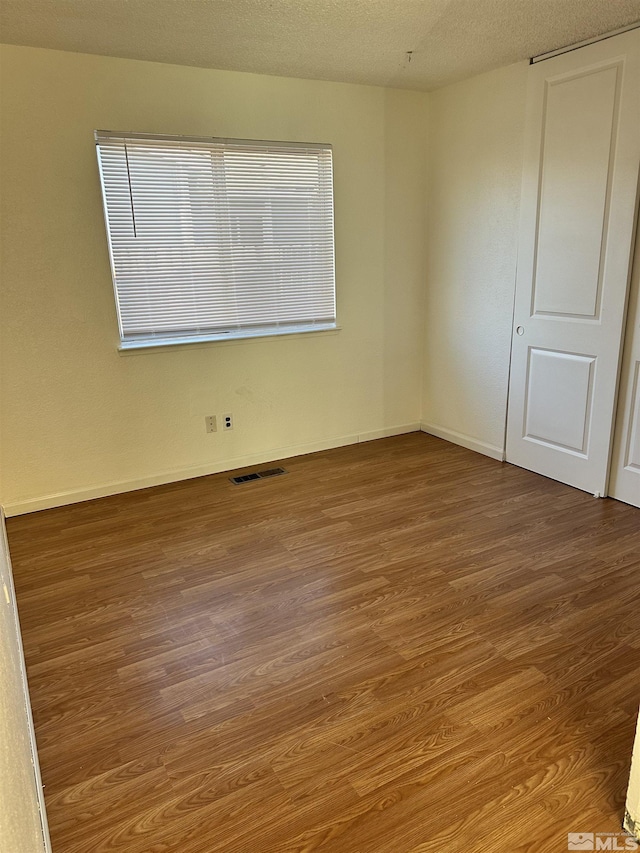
[6,433,640,853]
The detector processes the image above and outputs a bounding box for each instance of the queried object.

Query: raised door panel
[533,64,620,320]
[523,349,596,454]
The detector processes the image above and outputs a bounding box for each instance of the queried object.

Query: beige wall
[422,61,528,458]
[0,45,428,513]
[0,48,558,512]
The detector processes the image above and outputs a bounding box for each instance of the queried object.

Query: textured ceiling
[1,0,639,91]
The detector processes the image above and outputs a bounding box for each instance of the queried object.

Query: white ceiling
[1,0,639,91]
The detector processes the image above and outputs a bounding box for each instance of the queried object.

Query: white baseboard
[3,423,421,516]
[420,421,505,462]
[358,422,421,443]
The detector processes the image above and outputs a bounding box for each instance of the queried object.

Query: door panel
[533,64,620,320]
[610,220,640,507]
[626,364,640,468]
[506,29,640,496]
[524,349,596,454]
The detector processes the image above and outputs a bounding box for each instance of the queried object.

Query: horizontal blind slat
[96,132,336,343]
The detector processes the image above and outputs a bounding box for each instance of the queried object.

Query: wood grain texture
[6,433,640,852]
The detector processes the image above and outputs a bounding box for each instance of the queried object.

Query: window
[95,132,336,349]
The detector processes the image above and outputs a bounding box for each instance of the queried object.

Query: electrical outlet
[205,415,217,433]
[222,413,233,430]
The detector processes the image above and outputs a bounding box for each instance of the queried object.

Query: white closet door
[609,218,640,508]
[506,29,640,496]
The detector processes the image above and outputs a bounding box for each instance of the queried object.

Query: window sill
[117,324,341,354]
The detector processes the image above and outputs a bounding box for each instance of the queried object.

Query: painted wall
[0,512,49,851]
[421,61,528,458]
[0,45,428,513]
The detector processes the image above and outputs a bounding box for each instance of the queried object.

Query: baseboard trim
[3,423,421,516]
[358,423,421,443]
[420,422,505,462]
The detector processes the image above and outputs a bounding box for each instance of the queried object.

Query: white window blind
[95,131,337,349]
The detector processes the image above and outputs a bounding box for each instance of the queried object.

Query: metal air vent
[229,467,287,485]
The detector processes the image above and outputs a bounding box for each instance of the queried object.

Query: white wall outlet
[205,415,217,433]
[222,413,233,430]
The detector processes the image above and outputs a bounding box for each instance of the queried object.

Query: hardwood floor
[6,432,640,853]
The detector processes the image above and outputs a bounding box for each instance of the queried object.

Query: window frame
[95,131,338,350]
